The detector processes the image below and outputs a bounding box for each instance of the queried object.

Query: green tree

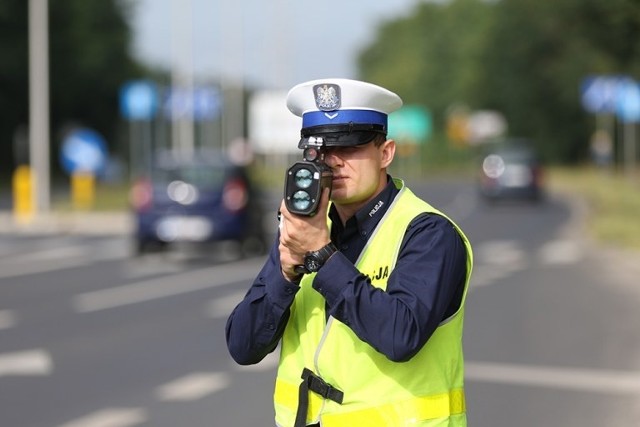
[0,0,146,182]
[357,0,640,163]
[479,0,640,162]
[359,0,495,126]
[0,1,30,177]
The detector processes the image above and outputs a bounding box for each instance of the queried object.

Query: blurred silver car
[477,140,544,202]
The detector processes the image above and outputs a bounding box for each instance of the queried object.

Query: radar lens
[292,190,311,211]
[294,168,313,189]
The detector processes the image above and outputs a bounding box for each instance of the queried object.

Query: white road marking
[475,240,528,269]
[0,309,17,330]
[94,238,133,259]
[470,265,513,288]
[538,239,583,265]
[466,361,640,394]
[25,245,88,261]
[470,237,584,289]
[0,349,52,377]
[155,372,230,401]
[205,291,246,319]
[57,407,147,427]
[470,240,528,289]
[121,259,185,279]
[0,242,13,257]
[72,259,262,313]
[0,256,90,279]
[0,243,87,263]
[0,238,131,280]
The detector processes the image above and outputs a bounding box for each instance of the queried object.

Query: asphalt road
[1,178,639,426]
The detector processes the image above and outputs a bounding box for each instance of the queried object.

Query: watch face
[303,243,336,273]
[305,256,322,272]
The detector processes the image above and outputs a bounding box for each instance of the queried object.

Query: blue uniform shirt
[226,176,468,365]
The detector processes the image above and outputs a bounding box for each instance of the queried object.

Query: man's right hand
[278,188,331,281]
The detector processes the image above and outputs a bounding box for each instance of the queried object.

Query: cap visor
[298,131,383,148]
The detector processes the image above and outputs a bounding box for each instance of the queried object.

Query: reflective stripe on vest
[275,379,465,426]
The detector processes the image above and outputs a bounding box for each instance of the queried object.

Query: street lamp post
[28,0,51,213]
[171,0,195,158]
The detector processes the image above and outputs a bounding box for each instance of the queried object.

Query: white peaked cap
[285,78,403,146]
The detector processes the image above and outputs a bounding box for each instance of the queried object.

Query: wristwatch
[295,242,338,274]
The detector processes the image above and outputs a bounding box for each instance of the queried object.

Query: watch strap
[315,242,337,263]
[295,242,337,274]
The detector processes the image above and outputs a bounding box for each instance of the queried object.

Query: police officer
[226,78,473,426]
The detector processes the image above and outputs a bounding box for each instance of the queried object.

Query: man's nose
[324,149,341,166]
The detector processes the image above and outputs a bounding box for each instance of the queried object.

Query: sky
[125,0,420,91]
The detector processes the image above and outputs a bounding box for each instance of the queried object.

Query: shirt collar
[329,175,399,237]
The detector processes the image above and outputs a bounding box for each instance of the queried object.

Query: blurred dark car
[130,149,267,256]
[477,139,545,202]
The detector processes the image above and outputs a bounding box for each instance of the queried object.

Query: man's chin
[329,189,346,202]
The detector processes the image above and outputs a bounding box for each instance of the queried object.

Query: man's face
[323,139,395,208]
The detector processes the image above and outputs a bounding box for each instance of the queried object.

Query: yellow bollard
[71,171,95,210]
[12,165,35,224]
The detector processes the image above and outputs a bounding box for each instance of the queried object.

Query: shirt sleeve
[312,213,468,362]
[225,234,300,365]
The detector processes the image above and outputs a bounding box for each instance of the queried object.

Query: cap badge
[314,84,341,111]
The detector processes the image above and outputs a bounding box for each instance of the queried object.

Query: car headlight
[482,154,506,179]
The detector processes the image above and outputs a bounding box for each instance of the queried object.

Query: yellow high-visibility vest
[274,179,473,427]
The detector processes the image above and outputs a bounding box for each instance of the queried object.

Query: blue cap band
[302,110,387,129]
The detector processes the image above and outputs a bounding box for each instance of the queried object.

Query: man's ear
[380,139,396,168]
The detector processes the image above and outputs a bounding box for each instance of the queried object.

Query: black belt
[294,368,344,427]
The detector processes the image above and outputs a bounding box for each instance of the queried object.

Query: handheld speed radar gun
[284,137,332,216]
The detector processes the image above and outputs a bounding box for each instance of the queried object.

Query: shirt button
[267,323,275,330]
[361,231,367,236]
[341,244,348,251]
[285,288,293,295]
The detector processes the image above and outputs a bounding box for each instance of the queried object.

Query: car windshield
[497,149,535,163]
[152,164,227,188]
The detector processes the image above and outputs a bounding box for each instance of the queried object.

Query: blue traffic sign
[162,85,222,121]
[580,74,640,121]
[615,79,640,123]
[60,128,109,175]
[119,80,159,120]
[580,76,622,114]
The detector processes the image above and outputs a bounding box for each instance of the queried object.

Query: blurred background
[1,0,639,426]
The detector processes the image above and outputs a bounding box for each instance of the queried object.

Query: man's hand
[279,188,331,281]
